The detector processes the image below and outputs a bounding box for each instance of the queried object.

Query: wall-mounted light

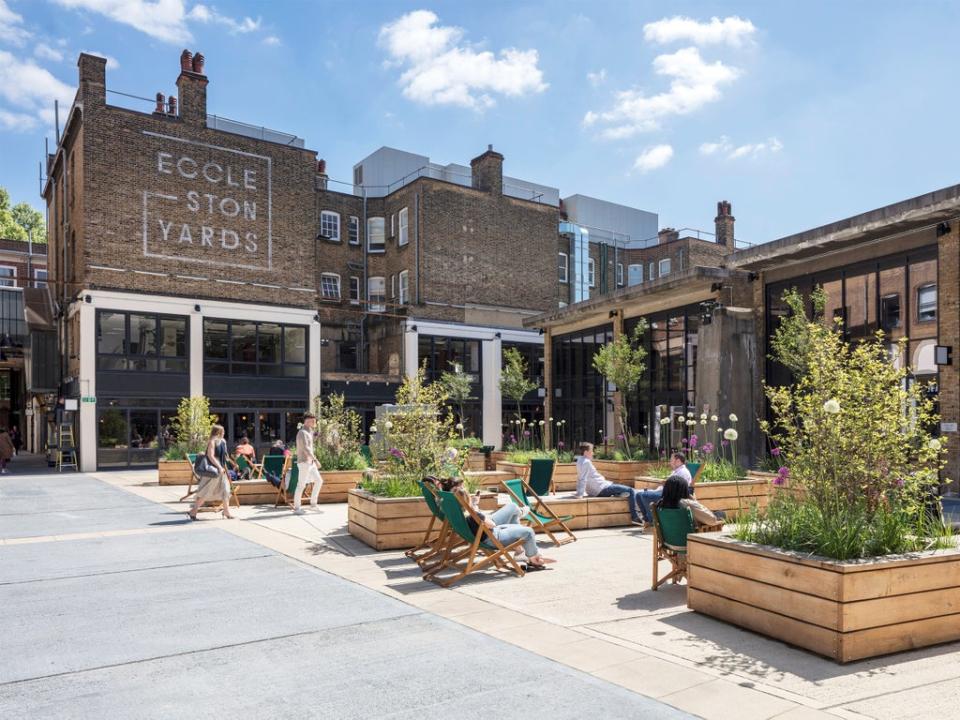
[84,295,92,303]
[407,324,418,333]
[608,310,618,319]
[319,338,330,347]
[313,313,320,323]
[194,304,201,312]
[493,331,501,339]
[935,345,953,366]
[747,271,759,282]
[538,328,544,335]
[937,222,951,238]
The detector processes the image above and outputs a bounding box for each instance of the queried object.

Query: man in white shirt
[576,442,643,526]
[292,413,323,514]
[638,451,692,524]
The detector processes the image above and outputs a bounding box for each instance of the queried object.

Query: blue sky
[2,0,960,245]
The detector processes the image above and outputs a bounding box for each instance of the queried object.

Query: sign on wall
[141,131,273,270]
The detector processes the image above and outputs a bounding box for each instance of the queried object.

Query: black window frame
[96,310,189,374]
[203,318,308,378]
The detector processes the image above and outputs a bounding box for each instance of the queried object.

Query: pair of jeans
[636,487,663,523]
[489,503,539,559]
[597,483,641,522]
[292,461,323,510]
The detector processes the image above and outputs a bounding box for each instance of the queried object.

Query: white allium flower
[700,419,707,425]
[710,415,718,422]
[549,417,554,422]
[929,438,942,451]
[384,420,393,430]
[686,420,696,427]
[370,425,378,433]
[538,420,545,426]
[724,428,738,441]
[455,422,464,430]
[823,399,841,414]
[700,413,707,420]
[677,416,685,423]
[728,413,738,422]
[659,418,670,425]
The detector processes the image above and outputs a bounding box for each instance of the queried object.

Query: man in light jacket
[293,413,323,514]
[576,442,643,526]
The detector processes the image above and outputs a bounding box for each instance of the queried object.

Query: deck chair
[424,489,526,587]
[179,453,200,501]
[651,504,696,590]
[685,462,703,486]
[503,477,577,546]
[360,444,374,467]
[273,456,309,508]
[261,454,288,490]
[526,457,555,495]
[406,481,466,572]
[236,454,262,480]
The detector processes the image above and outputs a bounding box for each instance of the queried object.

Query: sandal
[523,562,547,572]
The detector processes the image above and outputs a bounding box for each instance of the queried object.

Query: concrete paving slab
[0,613,693,720]
[0,528,270,584]
[660,678,798,720]
[839,679,960,720]
[592,655,714,699]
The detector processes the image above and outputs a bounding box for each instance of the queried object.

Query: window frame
[399,270,410,305]
[320,272,341,301]
[628,263,643,285]
[96,310,189,374]
[398,207,409,246]
[558,252,569,284]
[0,265,16,288]
[32,268,48,289]
[587,258,596,288]
[348,216,360,245]
[916,284,937,323]
[390,273,396,299]
[203,319,307,377]
[616,262,624,287]
[349,276,361,305]
[659,258,672,277]
[367,217,385,253]
[319,210,341,242]
[368,276,386,312]
[648,262,656,282]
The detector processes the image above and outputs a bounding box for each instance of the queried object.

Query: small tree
[439,361,474,437]
[169,396,217,453]
[592,320,648,457]
[500,347,537,423]
[312,393,366,470]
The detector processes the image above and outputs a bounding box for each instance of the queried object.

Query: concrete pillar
[482,336,502,448]
[938,228,959,493]
[403,324,419,378]
[189,313,203,398]
[543,331,553,450]
[78,302,96,472]
[309,321,322,406]
[695,306,758,468]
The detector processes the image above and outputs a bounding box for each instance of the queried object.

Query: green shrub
[313,393,368,471]
[448,436,484,452]
[361,472,481,498]
[698,459,746,483]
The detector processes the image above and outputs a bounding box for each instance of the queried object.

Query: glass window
[349,276,361,305]
[617,263,624,287]
[128,315,157,355]
[845,271,877,340]
[880,264,905,338]
[0,266,15,287]
[390,274,396,299]
[367,217,385,252]
[33,269,47,288]
[399,270,409,305]
[917,285,937,322]
[321,273,341,300]
[98,312,126,355]
[258,323,281,365]
[648,262,655,281]
[231,322,257,363]
[259,413,281,448]
[587,258,595,288]
[628,264,642,286]
[558,252,568,283]
[97,311,187,373]
[348,215,360,245]
[158,317,186,357]
[369,276,385,312]
[659,258,671,277]
[204,319,229,359]
[881,294,901,331]
[284,326,306,364]
[398,207,409,246]
[320,211,340,241]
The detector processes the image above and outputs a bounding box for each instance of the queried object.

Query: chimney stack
[316,159,328,190]
[470,144,504,195]
[715,200,735,252]
[167,96,177,115]
[176,48,208,126]
[77,52,107,108]
[154,92,166,114]
[658,227,679,244]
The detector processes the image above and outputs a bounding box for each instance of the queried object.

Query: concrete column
[938,229,959,493]
[189,313,203,398]
[482,336,502,447]
[78,302,96,472]
[543,331,553,449]
[403,325,419,378]
[309,321,322,406]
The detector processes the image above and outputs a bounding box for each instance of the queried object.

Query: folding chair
[424,489,526,587]
[685,462,703,487]
[261,454,288,489]
[503,477,577,546]
[405,481,466,572]
[360,444,374,467]
[525,457,555,495]
[236,454,262,480]
[270,456,300,507]
[651,504,696,590]
[179,453,199,501]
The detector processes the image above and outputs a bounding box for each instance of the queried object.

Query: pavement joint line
[0,614,421,689]
[0,504,163,517]
[815,671,960,713]
[0,552,276,587]
[0,524,201,545]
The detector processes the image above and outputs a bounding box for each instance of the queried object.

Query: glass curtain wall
[552,324,612,448]
[417,335,483,436]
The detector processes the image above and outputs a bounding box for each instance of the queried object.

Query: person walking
[293,413,323,514]
[187,425,234,520]
[0,428,14,474]
[9,426,21,456]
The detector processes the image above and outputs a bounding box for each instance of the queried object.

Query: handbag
[193,452,219,478]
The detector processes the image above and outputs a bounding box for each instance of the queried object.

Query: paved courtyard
[4,464,960,719]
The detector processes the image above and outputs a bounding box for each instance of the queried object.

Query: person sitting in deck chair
[658,475,721,530]
[576,442,644,526]
[438,477,556,571]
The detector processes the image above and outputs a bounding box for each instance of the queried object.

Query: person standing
[576,442,644,526]
[0,428,14,474]
[293,413,323,514]
[9,426,21,456]
[188,425,234,520]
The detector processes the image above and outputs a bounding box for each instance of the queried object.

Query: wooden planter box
[230,469,366,505]
[488,451,510,465]
[158,459,194,485]
[594,460,659,484]
[634,476,770,517]
[687,534,960,663]
[495,461,579,491]
[527,495,633,531]
[465,451,486,472]
[347,489,498,551]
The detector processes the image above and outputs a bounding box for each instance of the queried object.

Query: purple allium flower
[388,447,405,460]
[689,436,699,449]
[523,430,531,438]
[770,447,781,457]
[509,434,516,443]
[721,440,730,447]
[681,437,688,445]
[702,442,714,454]
[772,475,784,486]
[690,434,698,443]
[777,466,790,480]
[557,441,565,449]
[894,478,905,488]
[617,433,626,441]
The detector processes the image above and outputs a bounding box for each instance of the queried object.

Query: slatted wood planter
[465,452,486,472]
[230,470,366,504]
[594,460,659,484]
[347,489,499,551]
[495,461,579,491]
[525,495,633,531]
[634,476,770,517]
[688,534,960,663]
[158,459,194,485]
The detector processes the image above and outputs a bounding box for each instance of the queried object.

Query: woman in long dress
[188,425,234,520]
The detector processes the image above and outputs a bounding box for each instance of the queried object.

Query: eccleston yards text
[141,132,273,270]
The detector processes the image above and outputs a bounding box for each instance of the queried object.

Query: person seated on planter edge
[234,435,257,477]
[576,442,644,527]
[437,477,556,571]
[657,475,720,530]
[638,452,692,526]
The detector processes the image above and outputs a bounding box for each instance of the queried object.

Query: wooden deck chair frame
[651,504,696,590]
[179,453,200,501]
[405,481,466,572]
[270,456,297,507]
[503,477,577,546]
[524,457,555,496]
[236,454,263,480]
[424,490,526,588]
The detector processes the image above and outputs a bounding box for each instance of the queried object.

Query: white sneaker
[293,508,306,515]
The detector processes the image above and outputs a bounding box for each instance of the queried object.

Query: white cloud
[700,135,783,159]
[53,0,263,43]
[644,15,756,47]
[586,68,606,87]
[0,108,39,132]
[262,35,281,46]
[633,144,673,172]
[187,4,260,34]
[0,0,31,46]
[81,50,120,69]
[378,10,547,110]
[0,50,75,128]
[584,47,739,138]
[35,42,65,62]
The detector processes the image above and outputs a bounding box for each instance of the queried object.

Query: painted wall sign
[140,131,272,270]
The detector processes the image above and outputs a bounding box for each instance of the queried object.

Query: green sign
[81,397,96,403]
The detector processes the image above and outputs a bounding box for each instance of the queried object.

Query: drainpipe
[360,186,367,372]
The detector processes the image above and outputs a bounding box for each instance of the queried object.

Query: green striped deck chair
[503,477,576,547]
[652,505,696,590]
[526,458,555,495]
